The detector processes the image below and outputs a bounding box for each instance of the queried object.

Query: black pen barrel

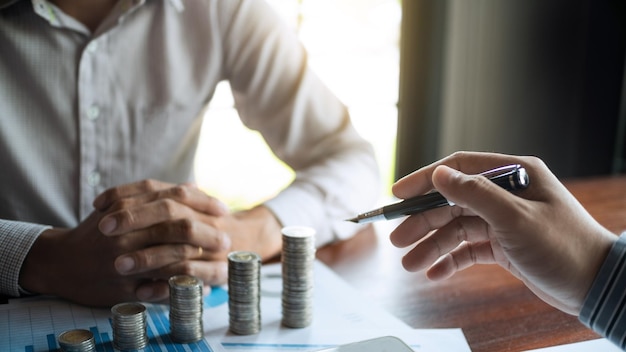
[382,192,449,220]
[349,165,530,223]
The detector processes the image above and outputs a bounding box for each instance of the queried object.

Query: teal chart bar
[0,287,228,352]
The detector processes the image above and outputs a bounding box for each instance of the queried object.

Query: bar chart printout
[0,262,472,352]
[0,288,228,352]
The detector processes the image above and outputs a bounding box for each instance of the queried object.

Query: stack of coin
[281,225,316,328]
[169,274,204,343]
[227,251,262,335]
[111,302,148,351]
[57,329,96,352]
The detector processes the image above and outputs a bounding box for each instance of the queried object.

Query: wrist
[574,229,618,314]
[235,205,283,260]
[19,228,65,295]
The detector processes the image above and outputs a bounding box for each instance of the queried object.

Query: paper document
[0,260,470,351]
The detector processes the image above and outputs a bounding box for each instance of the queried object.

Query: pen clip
[480,164,530,190]
[479,164,521,178]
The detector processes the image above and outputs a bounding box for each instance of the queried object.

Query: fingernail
[221,234,232,251]
[99,217,117,234]
[219,261,228,279]
[115,256,135,274]
[218,201,230,214]
[136,286,154,301]
[203,285,212,296]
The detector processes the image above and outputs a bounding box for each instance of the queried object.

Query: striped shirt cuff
[579,232,626,349]
[0,220,50,297]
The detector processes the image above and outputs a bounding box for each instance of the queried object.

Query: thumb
[431,165,518,225]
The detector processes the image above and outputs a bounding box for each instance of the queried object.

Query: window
[194,0,401,210]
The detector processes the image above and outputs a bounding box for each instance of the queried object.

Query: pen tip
[345,217,359,223]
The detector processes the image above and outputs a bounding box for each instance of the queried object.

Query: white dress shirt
[0,0,379,297]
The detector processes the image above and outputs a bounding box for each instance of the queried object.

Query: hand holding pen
[386,152,617,316]
[347,164,530,224]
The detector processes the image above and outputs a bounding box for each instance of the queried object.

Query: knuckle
[112,208,136,229]
[467,244,477,264]
[182,245,197,259]
[463,173,491,193]
[523,155,545,170]
[454,221,468,243]
[140,179,159,192]
[170,185,191,201]
[101,188,122,205]
[450,150,469,160]
[178,261,195,276]
[213,231,229,249]
[159,199,178,217]
[133,251,154,270]
[206,267,223,282]
[174,219,195,240]
[111,197,134,211]
[173,244,195,260]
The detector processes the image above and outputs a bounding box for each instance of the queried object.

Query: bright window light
[194,0,400,210]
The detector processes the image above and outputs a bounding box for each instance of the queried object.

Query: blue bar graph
[0,286,227,352]
[100,332,114,352]
[46,335,56,351]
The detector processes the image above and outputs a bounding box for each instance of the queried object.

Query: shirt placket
[77,37,108,220]
[72,1,142,220]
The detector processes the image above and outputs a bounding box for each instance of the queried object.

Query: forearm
[0,220,50,297]
[264,140,380,246]
[223,0,380,245]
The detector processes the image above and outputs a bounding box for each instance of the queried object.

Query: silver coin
[111,302,148,351]
[169,274,204,343]
[281,226,316,329]
[57,329,96,352]
[228,250,262,335]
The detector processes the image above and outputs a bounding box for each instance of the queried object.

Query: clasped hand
[20,180,282,307]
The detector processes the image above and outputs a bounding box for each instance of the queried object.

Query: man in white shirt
[0,0,379,306]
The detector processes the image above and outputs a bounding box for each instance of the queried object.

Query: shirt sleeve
[0,220,50,297]
[579,232,626,349]
[221,0,381,247]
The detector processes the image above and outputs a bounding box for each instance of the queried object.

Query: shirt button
[87,105,100,120]
[88,171,101,187]
[86,41,99,53]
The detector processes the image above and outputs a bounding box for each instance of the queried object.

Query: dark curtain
[396,0,626,179]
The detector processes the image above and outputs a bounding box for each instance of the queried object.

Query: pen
[346,164,530,224]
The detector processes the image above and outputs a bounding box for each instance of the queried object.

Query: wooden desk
[317,175,626,352]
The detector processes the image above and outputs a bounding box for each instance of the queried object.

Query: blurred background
[194,0,401,209]
[194,0,626,210]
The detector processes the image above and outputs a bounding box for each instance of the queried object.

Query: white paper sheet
[0,260,471,351]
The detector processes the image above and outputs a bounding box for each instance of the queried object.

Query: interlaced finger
[140,259,229,287]
[118,218,231,253]
[109,184,229,216]
[94,179,173,210]
[99,198,196,236]
[115,243,204,275]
